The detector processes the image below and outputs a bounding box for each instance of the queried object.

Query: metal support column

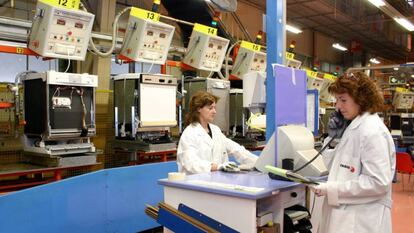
[266,0,286,140]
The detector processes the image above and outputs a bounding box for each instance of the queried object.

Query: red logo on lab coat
[340,164,356,173]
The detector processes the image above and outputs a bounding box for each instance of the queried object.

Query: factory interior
[0,0,414,232]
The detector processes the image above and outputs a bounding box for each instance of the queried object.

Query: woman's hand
[309,183,328,197]
[211,163,219,171]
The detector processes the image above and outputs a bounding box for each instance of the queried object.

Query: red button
[67,31,72,36]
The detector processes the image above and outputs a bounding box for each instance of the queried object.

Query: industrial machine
[22,71,97,165]
[319,76,336,103]
[230,41,266,79]
[183,24,230,72]
[393,88,414,110]
[229,88,243,134]
[285,57,302,69]
[306,74,324,91]
[28,1,94,60]
[183,77,230,133]
[390,113,414,143]
[113,73,177,151]
[119,7,175,64]
[229,72,266,147]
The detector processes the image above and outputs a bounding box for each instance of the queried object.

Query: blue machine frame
[307,89,319,135]
[266,0,286,141]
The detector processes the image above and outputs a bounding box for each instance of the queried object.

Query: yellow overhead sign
[305,69,318,78]
[396,87,409,93]
[193,23,217,36]
[286,52,295,60]
[39,0,80,10]
[240,41,261,52]
[323,73,337,81]
[131,7,160,22]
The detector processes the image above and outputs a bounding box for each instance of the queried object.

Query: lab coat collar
[193,123,214,146]
[347,112,371,130]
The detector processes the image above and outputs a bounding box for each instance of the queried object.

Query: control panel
[394,89,414,109]
[286,58,302,69]
[231,42,266,79]
[307,76,324,91]
[28,1,94,60]
[34,70,99,87]
[120,7,175,64]
[183,29,230,72]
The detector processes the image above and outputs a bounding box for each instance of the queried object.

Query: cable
[146,56,156,73]
[293,136,336,173]
[224,40,241,79]
[79,88,87,131]
[64,49,71,73]
[310,191,316,216]
[81,2,131,57]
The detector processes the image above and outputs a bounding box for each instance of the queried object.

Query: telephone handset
[328,110,350,139]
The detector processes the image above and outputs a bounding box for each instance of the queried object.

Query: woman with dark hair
[311,72,395,233]
[177,91,257,174]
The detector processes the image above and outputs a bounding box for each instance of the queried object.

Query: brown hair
[185,91,219,126]
[328,72,384,114]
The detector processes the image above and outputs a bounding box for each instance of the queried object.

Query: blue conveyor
[0,162,177,233]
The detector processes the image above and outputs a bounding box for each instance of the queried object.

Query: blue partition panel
[106,163,177,232]
[0,162,177,233]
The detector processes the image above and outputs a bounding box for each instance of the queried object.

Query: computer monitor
[255,125,328,177]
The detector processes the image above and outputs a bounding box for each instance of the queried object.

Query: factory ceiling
[243,0,414,63]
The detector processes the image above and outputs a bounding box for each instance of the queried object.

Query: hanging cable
[80,1,131,57]
[224,41,241,79]
[293,136,336,173]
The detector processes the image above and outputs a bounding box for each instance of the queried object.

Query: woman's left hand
[309,183,328,197]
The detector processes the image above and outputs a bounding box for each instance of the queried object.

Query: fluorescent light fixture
[286,24,302,34]
[370,58,380,64]
[394,18,414,31]
[367,0,386,8]
[332,43,347,51]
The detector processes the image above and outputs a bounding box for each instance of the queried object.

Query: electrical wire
[293,136,336,173]
[120,76,127,136]
[64,49,71,73]
[79,88,87,131]
[224,40,241,79]
[80,2,131,57]
[310,191,316,216]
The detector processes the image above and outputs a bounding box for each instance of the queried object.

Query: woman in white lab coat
[177,91,258,174]
[312,72,396,233]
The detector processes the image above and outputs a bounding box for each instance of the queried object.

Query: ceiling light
[367,0,386,8]
[370,58,380,64]
[394,18,414,31]
[286,24,302,34]
[332,43,347,51]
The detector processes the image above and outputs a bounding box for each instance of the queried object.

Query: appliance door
[139,83,177,127]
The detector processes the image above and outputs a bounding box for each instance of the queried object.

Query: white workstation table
[159,171,306,233]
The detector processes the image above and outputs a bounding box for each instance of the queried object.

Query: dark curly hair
[185,91,219,126]
[328,72,384,113]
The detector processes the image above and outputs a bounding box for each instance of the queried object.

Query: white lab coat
[319,112,396,233]
[177,123,258,174]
